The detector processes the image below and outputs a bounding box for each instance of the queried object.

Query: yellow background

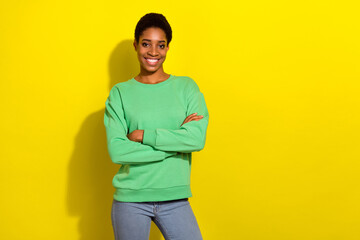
[1,1,359,239]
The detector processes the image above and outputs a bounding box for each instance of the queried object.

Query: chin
[141,68,157,74]
[141,65,162,73]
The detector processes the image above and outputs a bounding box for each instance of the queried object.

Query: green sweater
[104,74,209,202]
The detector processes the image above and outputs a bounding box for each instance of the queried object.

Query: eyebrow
[142,39,166,43]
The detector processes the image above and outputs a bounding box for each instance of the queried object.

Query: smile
[145,57,160,65]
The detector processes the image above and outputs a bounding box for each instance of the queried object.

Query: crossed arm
[104,78,209,165]
[127,113,204,143]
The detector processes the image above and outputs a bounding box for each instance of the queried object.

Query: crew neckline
[130,74,175,88]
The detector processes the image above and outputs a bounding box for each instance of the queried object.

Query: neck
[136,67,170,84]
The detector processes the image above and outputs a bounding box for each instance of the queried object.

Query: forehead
[140,27,167,42]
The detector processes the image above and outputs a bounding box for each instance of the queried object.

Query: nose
[148,45,159,57]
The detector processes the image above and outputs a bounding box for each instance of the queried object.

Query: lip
[144,57,160,65]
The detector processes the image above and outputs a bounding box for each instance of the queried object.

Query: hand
[127,130,144,143]
[181,112,203,127]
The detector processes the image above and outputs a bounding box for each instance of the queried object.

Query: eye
[159,45,165,49]
[142,42,149,47]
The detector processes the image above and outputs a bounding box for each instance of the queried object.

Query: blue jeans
[111,198,203,240]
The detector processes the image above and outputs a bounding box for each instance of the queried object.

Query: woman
[104,12,209,240]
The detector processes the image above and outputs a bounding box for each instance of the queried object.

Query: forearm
[142,114,209,153]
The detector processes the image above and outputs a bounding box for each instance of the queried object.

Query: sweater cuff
[143,129,157,146]
[164,151,177,158]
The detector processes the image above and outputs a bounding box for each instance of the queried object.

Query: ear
[133,40,138,51]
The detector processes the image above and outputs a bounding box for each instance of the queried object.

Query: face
[133,27,170,74]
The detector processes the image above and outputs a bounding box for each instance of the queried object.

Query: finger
[186,113,198,118]
[182,118,193,125]
[182,114,202,126]
[186,116,203,123]
[188,115,203,121]
[190,117,203,122]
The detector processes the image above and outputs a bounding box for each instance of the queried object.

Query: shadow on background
[67,39,164,240]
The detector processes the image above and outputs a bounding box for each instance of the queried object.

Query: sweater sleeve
[142,78,209,153]
[104,85,177,165]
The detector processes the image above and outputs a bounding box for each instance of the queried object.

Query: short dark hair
[134,13,172,46]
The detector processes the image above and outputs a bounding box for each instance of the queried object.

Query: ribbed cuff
[164,151,177,158]
[143,129,157,146]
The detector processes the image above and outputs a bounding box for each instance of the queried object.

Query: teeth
[146,58,159,62]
